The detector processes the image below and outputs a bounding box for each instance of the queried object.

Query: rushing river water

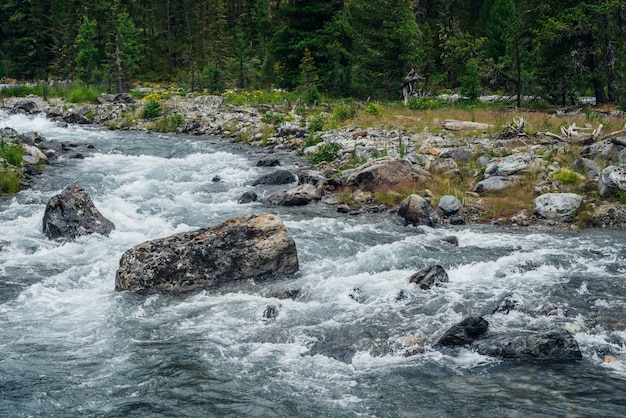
[1,110,626,417]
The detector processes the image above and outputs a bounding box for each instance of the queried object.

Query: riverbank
[1,93,626,229]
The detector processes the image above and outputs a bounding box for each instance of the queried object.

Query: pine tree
[75,16,99,85]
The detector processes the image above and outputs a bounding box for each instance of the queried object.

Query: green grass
[0,141,23,167]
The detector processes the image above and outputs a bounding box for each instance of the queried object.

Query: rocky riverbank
[2,93,626,229]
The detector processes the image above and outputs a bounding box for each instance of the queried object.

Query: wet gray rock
[598,166,626,197]
[265,184,322,206]
[473,330,582,362]
[398,194,440,226]
[484,153,534,177]
[13,101,38,114]
[262,305,279,319]
[436,316,489,348]
[42,185,115,240]
[297,170,328,186]
[409,265,449,290]
[309,342,357,364]
[438,195,461,215]
[533,193,583,223]
[238,191,258,204]
[256,155,281,167]
[440,235,459,246]
[115,213,299,294]
[252,170,296,186]
[340,157,431,190]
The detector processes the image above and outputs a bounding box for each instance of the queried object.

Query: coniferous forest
[1,0,625,107]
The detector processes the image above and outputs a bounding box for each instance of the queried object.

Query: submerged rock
[115,213,299,294]
[42,185,115,240]
[409,265,449,290]
[436,316,489,347]
[238,191,258,204]
[256,155,281,167]
[473,330,582,362]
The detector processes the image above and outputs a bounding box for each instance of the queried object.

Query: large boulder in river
[265,184,322,206]
[436,316,489,348]
[398,194,440,226]
[340,157,431,190]
[42,185,115,240]
[533,193,583,223]
[252,170,296,186]
[115,213,299,294]
[473,330,582,362]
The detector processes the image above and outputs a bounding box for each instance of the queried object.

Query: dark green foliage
[309,113,326,132]
[0,0,624,107]
[1,141,23,167]
[407,97,449,110]
[143,99,163,120]
[306,142,341,165]
[261,112,285,125]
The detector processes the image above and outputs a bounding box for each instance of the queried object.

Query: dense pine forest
[1,0,625,107]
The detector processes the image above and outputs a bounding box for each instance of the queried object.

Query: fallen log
[442,119,494,131]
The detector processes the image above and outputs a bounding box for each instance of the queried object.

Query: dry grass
[346,104,626,137]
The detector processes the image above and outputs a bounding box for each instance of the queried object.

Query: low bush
[143,99,163,119]
[0,167,22,194]
[306,142,341,165]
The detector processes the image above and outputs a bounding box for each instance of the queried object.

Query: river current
[1,110,625,417]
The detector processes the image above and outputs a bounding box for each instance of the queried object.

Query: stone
[440,235,459,246]
[398,194,440,226]
[436,316,489,348]
[598,166,626,197]
[591,204,626,228]
[340,157,431,190]
[582,137,626,165]
[238,191,258,204]
[115,213,299,294]
[256,155,281,167]
[484,153,534,177]
[570,157,601,180]
[297,169,328,186]
[262,305,279,319]
[409,265,449,290]
[42,185,115,240]
[276,122,309,138]
[252,170,296,186]
[533,193,583,223]
[473,330,582,362]
[265,184,322,206]
[309,342,357,364]
[438,195,461,215]
[473,176,515,194]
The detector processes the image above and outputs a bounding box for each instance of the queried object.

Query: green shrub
[0,141,23,167]
[304,134,322,147]
[170,113,184,130]
[67,84,101,103]
[365,102,382,116]
[309,113,325,132]
[0,167,22,194]
[306,142,341,165]
[332,102,356,122]
[143,99,163,119]
[553,169,581,185]
[261,111,285,125]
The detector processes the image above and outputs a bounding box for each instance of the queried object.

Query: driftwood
[497,116,528,139]
[542,122,624,144]
[401,69,425,104]
[442,119,494,131]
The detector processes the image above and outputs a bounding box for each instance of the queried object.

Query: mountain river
[1,110,625,417]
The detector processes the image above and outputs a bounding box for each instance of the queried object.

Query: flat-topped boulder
[533,193,583,223]
[115,213,299,294]
[339,157,431,190]
[42,185,115,240]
